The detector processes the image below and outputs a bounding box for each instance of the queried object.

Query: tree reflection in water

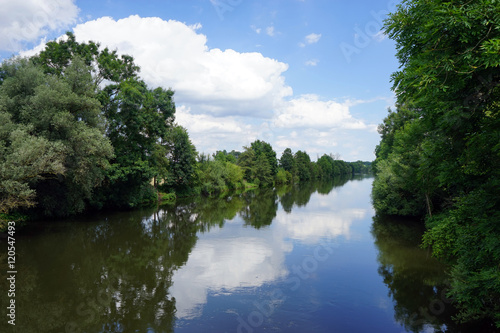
[372,215,475,333]
[0,175,358,333]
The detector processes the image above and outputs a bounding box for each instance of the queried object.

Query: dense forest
[0,32,371,229]
[372,0,499,328]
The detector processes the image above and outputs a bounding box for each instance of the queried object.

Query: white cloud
[21,15,382,160]
[299,33,321,48]
[274,94,369,129]
[176,105,242,134]
[305,33,321,44]
[0,0,78,51]
[70,16,292,118]
[305,59,318,66]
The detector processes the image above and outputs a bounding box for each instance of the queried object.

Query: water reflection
[371,215,458,333]
[0,176,480,333]
[170,178,367,320]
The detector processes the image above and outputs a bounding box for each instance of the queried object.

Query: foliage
[294,150,312,181]
[279,148,295,173]
[35,32,178,209]
[236,140,277,186]
[0,58,113,216]
[159,192,176,204]
[161,125,197,194]
[250,140,278,176]
[197,158,244,195]
[373,0,500,326]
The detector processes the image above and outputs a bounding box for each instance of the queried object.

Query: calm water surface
[2,177,471,332]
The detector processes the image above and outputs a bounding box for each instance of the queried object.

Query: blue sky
[0,0,401,161]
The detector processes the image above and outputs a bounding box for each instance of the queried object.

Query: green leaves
[0,59,113,216]
[375,0,500,327]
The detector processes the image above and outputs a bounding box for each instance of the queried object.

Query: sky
[0,0,401,161]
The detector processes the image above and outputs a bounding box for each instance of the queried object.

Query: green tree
[279,148,295,172]
[0,58,113,216]
[375,0,500,326]
[35,32,177,208]
[0,113,65,214]
[254,153,273,186]
[163,125,198,194]
[237,146,256,181]
[34,32,139,86]
[294,150,311,181]
[317,154,334,178]
[250,139,278,176]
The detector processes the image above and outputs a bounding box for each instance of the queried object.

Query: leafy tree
[317,154,334,178]
[294,150,311,181]
[254,153,273,186]
[250,140,278,176]
[35,32,177,208]
[0,113,65,213]
[279,148,295,173]
[33,32,139,86]
[374,0,500,326]
[0,58,113,216]
[213,150,237,164]
[237,146,256,181]
[162,125,197,194]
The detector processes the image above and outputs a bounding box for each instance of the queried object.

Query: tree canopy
[373,0,500,326]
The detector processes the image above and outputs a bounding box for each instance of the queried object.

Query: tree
[375,0,500,326]
[35,32,177,208]
[280,148,295,173]
[294,150,311,181]
[250,140,278,176]
[254,153,273,186]
[237,146,256,181]
[33,32,139,87]
[0,114,65,213]
[101,78,176,206]
[317,154,334,178]
[0,58,113,216]
[163,125,198,193]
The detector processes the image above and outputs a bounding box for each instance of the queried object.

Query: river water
[1,176,480,332]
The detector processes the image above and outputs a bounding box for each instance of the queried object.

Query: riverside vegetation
[0,32,371,230]
[372,0,500,328]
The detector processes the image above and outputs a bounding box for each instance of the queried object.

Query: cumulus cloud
[175,105,259,152]
[0,0,78,51]
[274,94,369,129]
[22,15,381,159]
[70,15,292,118]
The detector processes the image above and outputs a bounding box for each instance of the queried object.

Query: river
[1,176,483,332]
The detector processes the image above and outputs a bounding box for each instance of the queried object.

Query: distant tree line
[196,144,370,196]
[0,32,371,226]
